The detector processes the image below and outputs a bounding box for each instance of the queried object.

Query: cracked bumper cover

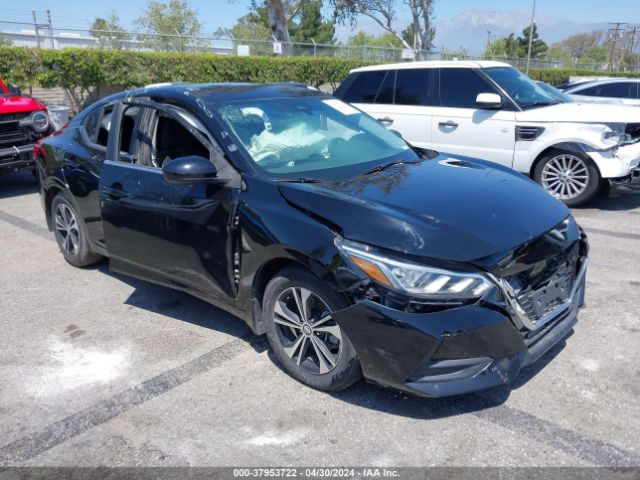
[589,141,640,179]
[332,277,586,398]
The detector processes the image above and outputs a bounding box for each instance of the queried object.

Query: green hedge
[0,47,369,90]
[527,67,640,84]
[2,46,640,91]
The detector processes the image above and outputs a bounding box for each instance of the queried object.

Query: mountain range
[336,9,609,54]
[433,10,608,54]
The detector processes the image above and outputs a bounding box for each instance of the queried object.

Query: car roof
[96,82,323,107]
[349,60,511,73]
[566,78,640,92]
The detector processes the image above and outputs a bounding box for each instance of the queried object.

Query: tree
[290,1,336,44]
[346,31,403,48]
[344,31,403,60]
[332,0,436,56]
[544,45,573,64]
[90,13,130,49]
[484,33,523,58]
[555,31,602,59]
[224,0,335,55]
[517,24,547,59]
[0,33,12,47]
[135,0,202,51]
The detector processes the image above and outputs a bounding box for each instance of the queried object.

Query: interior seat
[155,116,209,167]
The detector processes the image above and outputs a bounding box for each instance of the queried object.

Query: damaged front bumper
[589,141,640,179]
[333,263,587,398]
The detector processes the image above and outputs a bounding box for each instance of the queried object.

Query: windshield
[213,96,417,180]
[484,67,560,109]
[536,81,574,103]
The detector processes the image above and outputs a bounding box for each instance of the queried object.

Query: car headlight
[602,125,632,146]
[19,111,50,133]
[32,111,49,131]
[336,239,494,300]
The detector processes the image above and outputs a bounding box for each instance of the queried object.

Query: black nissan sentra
[36,83,589,397]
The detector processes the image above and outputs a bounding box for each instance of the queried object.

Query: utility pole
[32,10,40,48]
[607,22,626,70]
[46,9,54,49]
[486,30,492,59]
[525,0,537,74]
[628,26,639,56]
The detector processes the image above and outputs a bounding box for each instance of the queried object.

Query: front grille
[516,125,545,141]
[504,244,579,326]
[0,116,30,147]
[625,123,640,143]
[0,112,30,122]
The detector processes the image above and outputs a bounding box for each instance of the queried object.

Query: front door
[431,68,516,167]
[98,100,240,300]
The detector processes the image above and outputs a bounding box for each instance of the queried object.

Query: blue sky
[4,0,640,35]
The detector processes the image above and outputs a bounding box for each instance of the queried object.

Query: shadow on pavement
[0,170,38,200]
[95,262,267,354]
[578,183,640,212]
[93,260,575,419]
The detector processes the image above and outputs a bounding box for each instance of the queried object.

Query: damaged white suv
[335,61,640,206]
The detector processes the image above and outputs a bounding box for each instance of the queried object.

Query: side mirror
[8,84,22,96]
[476,92,503,109]
[162,155,217,184]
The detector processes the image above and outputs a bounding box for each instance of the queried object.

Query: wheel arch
[246,253,346,336]
[43,184,64,231]
[529,142,601,178]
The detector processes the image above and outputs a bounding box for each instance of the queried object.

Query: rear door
[98,99,241,300]
[431,68,516,167]
[336,69,436,149]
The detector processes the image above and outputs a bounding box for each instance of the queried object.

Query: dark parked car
[36,83,589,397]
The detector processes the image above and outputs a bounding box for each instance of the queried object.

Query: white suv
[335,61,640,206]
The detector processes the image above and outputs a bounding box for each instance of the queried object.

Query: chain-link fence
[2,20,639,71]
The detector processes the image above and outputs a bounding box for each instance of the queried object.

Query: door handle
[101,185,129,201]
[377,117,394,126]
[438,120,459,128]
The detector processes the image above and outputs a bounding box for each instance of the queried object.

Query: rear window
[576,82,636,99]
[338,71,388,104]
[395,69,438,106]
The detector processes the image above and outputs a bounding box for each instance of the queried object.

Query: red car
[0,79,51,174]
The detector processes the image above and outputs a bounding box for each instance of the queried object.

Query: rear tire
[51,192,103,267]
[533,149,601,207]
[263,266,362,392]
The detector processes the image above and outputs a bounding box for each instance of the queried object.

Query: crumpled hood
[278,155,570,263]
[516,102,640,124]
[0,95,46,115]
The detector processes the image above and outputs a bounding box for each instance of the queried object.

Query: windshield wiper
[277,177,324,184]
[522,100,560,109]
[360,159,419,176]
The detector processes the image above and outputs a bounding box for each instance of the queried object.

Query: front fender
[513,123,628,176]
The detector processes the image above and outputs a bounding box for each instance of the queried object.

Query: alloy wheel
[273,287,342,375]
[540,154,590,201]
[55,203,80,257]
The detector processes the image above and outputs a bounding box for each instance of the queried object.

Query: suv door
[98,99,241,301]
[335,69,437,149]
[431,68,516,167]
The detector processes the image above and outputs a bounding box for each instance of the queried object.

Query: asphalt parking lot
[0,169,639,468]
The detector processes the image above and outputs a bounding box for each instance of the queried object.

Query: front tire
[51,192,103,267]
[533,149,601,207]
[263,266,362,392]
